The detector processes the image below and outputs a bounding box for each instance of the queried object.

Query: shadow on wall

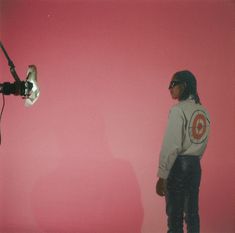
[31,102,144,233]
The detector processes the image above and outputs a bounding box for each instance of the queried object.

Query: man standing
[156,70,210,233]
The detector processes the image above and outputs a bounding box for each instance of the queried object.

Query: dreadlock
[173,70,201,104]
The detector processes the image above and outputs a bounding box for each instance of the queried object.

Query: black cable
[0,94,5,145]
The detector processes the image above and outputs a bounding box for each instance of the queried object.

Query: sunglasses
[168,80,183,89]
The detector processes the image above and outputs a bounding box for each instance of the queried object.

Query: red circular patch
[192,114,206,140]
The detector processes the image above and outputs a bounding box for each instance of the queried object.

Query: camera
[0,81,33,96]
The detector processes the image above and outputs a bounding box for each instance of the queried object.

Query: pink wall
[0,0,234,233]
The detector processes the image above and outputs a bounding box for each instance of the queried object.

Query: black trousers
[166,156,201,233]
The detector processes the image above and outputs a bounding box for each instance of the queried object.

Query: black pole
[0,41,21,82]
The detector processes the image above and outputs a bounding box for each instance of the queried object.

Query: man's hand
[156,178,167,197]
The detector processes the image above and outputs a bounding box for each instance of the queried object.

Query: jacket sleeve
[157,106,184,179]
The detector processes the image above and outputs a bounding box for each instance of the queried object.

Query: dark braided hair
[173,70,201,104]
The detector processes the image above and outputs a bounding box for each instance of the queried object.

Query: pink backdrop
[0,0,234,233]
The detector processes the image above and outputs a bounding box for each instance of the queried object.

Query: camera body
[0,81,33,96]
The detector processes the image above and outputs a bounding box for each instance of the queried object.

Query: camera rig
[0,41,39,106]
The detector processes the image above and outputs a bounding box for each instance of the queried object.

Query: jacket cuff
[157,169,169,179]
